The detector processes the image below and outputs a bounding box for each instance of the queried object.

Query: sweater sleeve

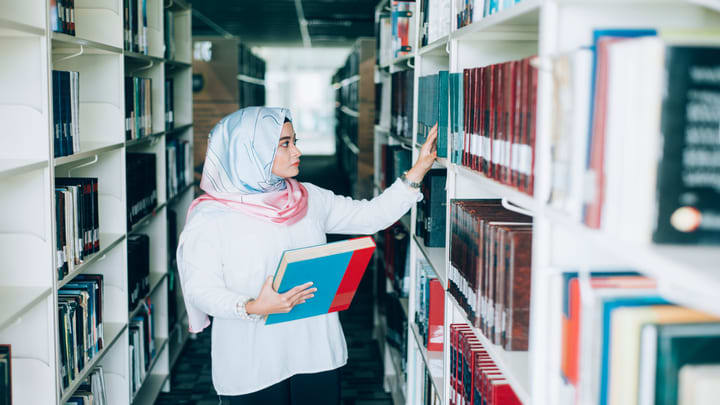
[179,216,262,322]
[316,178,422,235]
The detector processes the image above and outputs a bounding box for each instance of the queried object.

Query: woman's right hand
[245,276,317,316]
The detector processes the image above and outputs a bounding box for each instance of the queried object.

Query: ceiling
[189,0,378,47]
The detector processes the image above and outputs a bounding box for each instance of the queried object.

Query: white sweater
[177,179,421,395]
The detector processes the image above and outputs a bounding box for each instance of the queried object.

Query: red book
[266,237,376,325]
[473,67,482,171]
[527,60,538,195]
[427,278,445,351]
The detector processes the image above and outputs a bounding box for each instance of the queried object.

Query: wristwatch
[400,171,422,190]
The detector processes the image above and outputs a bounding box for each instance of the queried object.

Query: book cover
[265,236,376,325]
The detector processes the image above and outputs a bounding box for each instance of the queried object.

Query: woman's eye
[280,142,289,147]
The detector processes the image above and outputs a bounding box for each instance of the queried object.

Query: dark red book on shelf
[473,67,482,172]
[464,68,472,170]
[527,60,538,195]
[516,58,528,193]
[504,228,532,351]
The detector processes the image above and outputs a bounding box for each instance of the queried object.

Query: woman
[177,107,437,404]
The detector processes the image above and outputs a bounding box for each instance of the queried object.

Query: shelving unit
[371,0,720,404]
[0,0,194,403]
[333,37,376,199]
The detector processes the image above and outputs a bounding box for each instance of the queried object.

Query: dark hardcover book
[654,45,720,244]
[438,70,449,158]
[422,169,447,247]
[652,323,720,405]
[0,345,10,405]
[61,71,72,156]
[52,71,62,157]
[127,233,150,310]
[74,274,104,349]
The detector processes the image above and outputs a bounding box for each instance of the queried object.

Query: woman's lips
[291,161,300,166]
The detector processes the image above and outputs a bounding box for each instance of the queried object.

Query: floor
[155,155,393,405]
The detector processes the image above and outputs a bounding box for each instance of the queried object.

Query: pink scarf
[187,178,308,226]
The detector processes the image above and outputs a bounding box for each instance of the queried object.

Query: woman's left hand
[405,122,438,183]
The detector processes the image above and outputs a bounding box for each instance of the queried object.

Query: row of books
[165,78,175,131]
[415,256,445,352]
[383,221,411,297]
[167,208,181,329]
[457,58,538,195]
[55,177,100,280]
[448,199,532,351]
[390,69,414,140]
[163,9,177,61]
[129,298,156,396]
[126,153,157,229]
[123,0,149,54]
[238,43,266,80]
[0,345,9,405]
[376,12,394,67]
[456,0,526,29]
[450,323,522,405]
[417,72,449,157]
[421,0,451,46]
[50,0,75,36]
[550,30,720,245]
[380,144,411,191]
[386,291,409,375]
[128,234,151,311]
[58,274,104,392]
[239,81,266,109]
[67,366,108,405]
[561,272,720,405]
[52,70,80,158]
[166,139,193,201]
[124,77,153,141]
[416,169,447,247]
[392,1,416,59]
[421,367,442,405]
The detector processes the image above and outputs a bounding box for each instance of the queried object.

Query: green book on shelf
[638,322,720,405]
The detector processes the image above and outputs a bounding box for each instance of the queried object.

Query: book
[640,323,720,405]
[678,364,720,405]
[608,305,719,405]
[265,236,377,325]
[0,345,10,405]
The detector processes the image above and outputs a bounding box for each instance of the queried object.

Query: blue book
[265,237,376,325]
[599,295,668,405]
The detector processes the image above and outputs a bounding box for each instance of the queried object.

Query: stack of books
[456,57,539,195]
[52,70,80,158]
[124,77,153,140]
[415,256,445,352]
[449,199,532,350]
[561,272,720,405]
[126,153,157,229]
[450,323,522,405]
[55,177,100,280]
[549,30,720,245]
[58,275,105,392]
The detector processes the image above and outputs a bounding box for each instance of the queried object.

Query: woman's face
[271,122,302,178]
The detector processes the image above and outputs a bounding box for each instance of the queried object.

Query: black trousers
[218,368,341,405]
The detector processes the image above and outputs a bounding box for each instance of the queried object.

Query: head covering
[178,107,308,333]
[187,106,308,225]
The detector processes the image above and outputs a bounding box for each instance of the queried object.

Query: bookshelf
[0,0,194,403]
[371,0,720,404]
[333,38,376,200]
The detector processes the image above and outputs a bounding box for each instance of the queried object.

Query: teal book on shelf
[265,236,376,325]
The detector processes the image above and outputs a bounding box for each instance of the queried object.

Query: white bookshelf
[371,0,720,404]
[0,0,194,403]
